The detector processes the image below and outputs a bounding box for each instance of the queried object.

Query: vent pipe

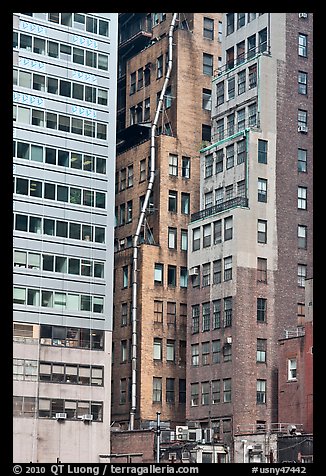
[129,13,178,430]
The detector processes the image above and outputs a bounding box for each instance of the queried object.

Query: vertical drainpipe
[129,12,178,431]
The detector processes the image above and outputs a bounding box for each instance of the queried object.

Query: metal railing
[236,422,304,435]
[191,196,248,222]
[284,327,305,339]
[214,45,271,78]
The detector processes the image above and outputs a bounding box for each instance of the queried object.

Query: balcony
[191,196,248,223]
[236,422,304,435]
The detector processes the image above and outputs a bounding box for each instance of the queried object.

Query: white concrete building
[13,12,117,462]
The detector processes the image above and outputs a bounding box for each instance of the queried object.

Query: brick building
[112,13,222,429]
[278,278,313,434]
[187,13,313,461]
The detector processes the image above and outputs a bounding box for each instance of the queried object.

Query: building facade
[112,13,222,429]
[13,12,117,462]
[187,13,313,460]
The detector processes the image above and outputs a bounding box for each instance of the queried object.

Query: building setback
[112,13,222,429]
[187,13,313,462]
[13,12,117,462]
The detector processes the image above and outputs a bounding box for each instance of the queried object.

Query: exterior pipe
[129,12,178,431]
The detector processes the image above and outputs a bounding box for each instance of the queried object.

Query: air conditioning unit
[247,445,254,451]
[189,267,199,276]
[254,444,263,451]
[168,453,177,461]
[188,428,202,442]
[298,125,308,133]
[202,429,212,444]
[176,426,188,440]
[226,336,232,344]
[56,413,67,420]
[81,414,93,421]
[298,13,308,18]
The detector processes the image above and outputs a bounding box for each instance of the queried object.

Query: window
[168,190,177,212]
[248,34,256,59]
[224,297,232,327]
[203,225,211,249]
[298,71,307,95]
[298,264,307,287]
[298,109,307,129]
[179,267,187,288]
[257,298,267,322]
[154,300,163,323]
[179,379,186,404]
[257,258,267,283]
[204,191,213,209]
[205,154,213,178]
[130,72,136,95]
[288,359,297,380]
[259,28,267,52]
[181,229,188,251]
[212,380,220,404]
[201,382,210,405]
[223,379,231,403]
[166,378,175,403]
[203,53,213,76]
[226,47,234,70]
[237,13,245,29]
[203,17,214,40]
[298,186,307,209]
[168,227,177,249]
[249,64,257,89]
[224,256,232,281]
[257,380,266,404]
[213,260,222,285]
[121,340,127,363]
[153,338,162,360]
[139,159,146,182]
[258,220,267,244]
[154,263,163,285]
[258,178,267,202]
[258,139,268,164]
[257,339,267,362]
[298,148,307,172]
[227,113,235,136]
[191,344,199,366]
[202,124,211,142]
[223,343,232,362]
[192,305,200,334]
[216,119,224,141]
[237,108,245,131]
[157,55,163,79]
[169,154,178,176]
[298,34,308,57]
[248,102,257,126]
[215,152,223,176]
[192,227,200,251]
[216,82,224,106]
[166,340,175,362]
[213,300,221,329]
[226,144,234,169]
[181,156,190,178]
[167,302,176,325]
[202,89,212,111]
[298,225,307,249]
[212,339,221,363]
[237,41,245,65]
[180,193,190,214]
[213,219,222,244]
[224,216,233,241]
[144,97,150,121]
[227,77,235,100]
[202,303,210,331]
[238,70,246,94]
[226,13,234,35]
[167,265,176,287]
[122,266,128,288]
[191,383,199,406]
[153,378,162,403]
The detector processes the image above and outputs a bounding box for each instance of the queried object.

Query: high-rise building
[13,12,117,462]
[112,13,222,430]
[187,13,313,462]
